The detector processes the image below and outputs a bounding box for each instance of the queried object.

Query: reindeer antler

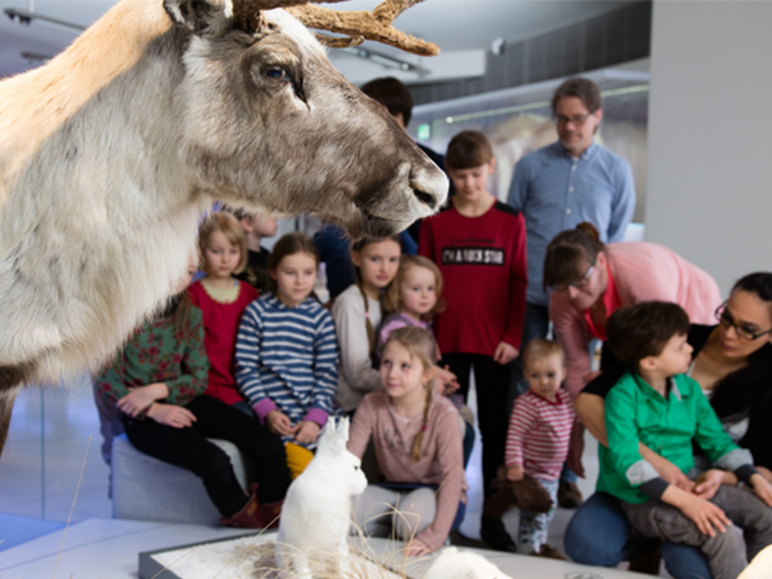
[287,0,440,57]
[233,0,350,36]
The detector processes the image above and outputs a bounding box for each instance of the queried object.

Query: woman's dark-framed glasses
[550,261,595,292]
[715,302,772,341]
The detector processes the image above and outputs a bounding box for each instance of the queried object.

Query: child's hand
[506,465,524,482]
[266,410,298,437]
[295,421,321,444]
[678,493,732,537]
[146,403,196,428]
[493,341,518,365]
[693,469,724,500]
[758,466,772,483]
[436,365,460,395]
[405,538,432,557]
[117,383,167,417]
[750,473,772,507]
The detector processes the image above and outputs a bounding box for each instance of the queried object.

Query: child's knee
[393,487,436,540]
[285,443,314,479]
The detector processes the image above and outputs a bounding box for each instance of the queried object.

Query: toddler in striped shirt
[504,339,574,557]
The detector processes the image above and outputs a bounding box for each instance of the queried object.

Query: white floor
[0,375,606,578]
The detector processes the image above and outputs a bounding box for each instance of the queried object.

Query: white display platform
[0,518,650,579]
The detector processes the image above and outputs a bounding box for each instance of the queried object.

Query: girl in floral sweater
[97,263,290,528]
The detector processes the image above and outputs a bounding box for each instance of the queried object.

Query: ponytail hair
[383,326,437,461]
[543,222,606,290]
[351,236,402,355]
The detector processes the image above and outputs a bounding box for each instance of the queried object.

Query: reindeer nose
[413,188,438,210]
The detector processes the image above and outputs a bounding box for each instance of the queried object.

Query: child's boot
[259,499,284,529]
[222,484,265,529]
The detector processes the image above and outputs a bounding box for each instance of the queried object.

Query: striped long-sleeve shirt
[235,294,339,446]
[504,389,574,481]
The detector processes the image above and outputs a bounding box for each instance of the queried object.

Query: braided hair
[383,325,438,461]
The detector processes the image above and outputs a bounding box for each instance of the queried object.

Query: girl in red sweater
[189,212,259,413]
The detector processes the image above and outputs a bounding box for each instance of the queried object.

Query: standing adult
[507,77,636,506]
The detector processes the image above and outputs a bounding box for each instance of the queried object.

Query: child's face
[447,160,495,204]
[380,341,431,402]
[645,333,693,377]
[271,251,317,307]
[203,230,241,280]
[352,239,401,293]
[524,353,567,402]
[400,265,437,319]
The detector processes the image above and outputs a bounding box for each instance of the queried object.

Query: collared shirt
[598,371,752,505]
[507,141,636,306]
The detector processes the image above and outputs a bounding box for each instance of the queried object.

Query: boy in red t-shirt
[419,130,528,552]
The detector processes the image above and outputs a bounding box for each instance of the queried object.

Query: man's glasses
[555,113,593,126]
[550,262,595,292]
[715,302,772,341]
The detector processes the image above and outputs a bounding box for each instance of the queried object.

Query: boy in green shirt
[601,301,772,579]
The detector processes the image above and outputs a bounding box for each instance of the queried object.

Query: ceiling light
[4,8,84,33]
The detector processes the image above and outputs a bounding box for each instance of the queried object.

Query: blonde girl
[348,326,467,556]
[235,232,339,479]
[332,236,402,413]
[189,212,259,411]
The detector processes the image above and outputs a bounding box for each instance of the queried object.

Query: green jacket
[598,371,752,504]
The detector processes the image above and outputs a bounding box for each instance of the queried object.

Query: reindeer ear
[163,0,234,34]
[337,416,350,444]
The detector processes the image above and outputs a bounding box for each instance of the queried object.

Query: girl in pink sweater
[348,326,467,556]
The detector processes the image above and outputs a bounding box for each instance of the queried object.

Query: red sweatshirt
[419,201,528,356]
[188,279,259,405]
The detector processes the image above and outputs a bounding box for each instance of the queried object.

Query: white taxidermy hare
[422,547,514,579]
[276,416,368,579]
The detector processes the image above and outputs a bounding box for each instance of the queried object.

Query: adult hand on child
[146,403,196,428]
[117,382,168,417]
[672,490,731,537]
[493,341,518,365]
[436,365,460,395]
[647,452,695,493]
[266,410,298,437]
[405,538,432,557]
[295,420,321,444]
[506,465,524,482]
[758,466,772,483]
[693,469,724,501]
[750,473,772,507]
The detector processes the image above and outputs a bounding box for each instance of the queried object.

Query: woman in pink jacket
[546,222,721,398]
[544,223,721,483]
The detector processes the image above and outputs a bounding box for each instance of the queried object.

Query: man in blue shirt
[507,77,636,507]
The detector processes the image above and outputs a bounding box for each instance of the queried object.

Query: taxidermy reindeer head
[0,0,447,454]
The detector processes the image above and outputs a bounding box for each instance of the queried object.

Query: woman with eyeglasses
[564,272,772,579]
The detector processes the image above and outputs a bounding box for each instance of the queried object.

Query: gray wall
[645,1,772,296]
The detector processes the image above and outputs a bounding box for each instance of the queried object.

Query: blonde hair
[382,256,446,320]
[383,326,437,461]
[521,339,566,369]
[351,236,402,355]
[197,212,248,275]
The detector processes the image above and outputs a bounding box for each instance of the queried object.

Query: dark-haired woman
[97,263,291,528]
[565,273,772,579]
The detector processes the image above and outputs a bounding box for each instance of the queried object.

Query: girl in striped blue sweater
[235,232,340,479]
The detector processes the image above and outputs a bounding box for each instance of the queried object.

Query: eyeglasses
[550,261,595,292]
[555,113,593,126]
[715,302,772,341]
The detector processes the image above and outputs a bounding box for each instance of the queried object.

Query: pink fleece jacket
[550,242,722,397]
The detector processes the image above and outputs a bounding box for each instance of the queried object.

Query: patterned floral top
[96,305,209,419]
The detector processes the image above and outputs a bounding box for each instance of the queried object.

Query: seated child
[235,232,339,479]
[602,301,772,579]
[348,326,467,557]
[231,208,279,294]
[502,339,573,558]
[97,260,290,527]
[189,212,259,414]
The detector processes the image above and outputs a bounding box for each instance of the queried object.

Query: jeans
[564,492,713,579]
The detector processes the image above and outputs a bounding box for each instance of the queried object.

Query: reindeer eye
[262,66,289,82]
[354,465,360,471]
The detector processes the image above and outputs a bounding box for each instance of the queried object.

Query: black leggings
[441,353,512,501]
[123,395,290,517]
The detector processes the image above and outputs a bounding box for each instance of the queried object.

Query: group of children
[97,129,772,577]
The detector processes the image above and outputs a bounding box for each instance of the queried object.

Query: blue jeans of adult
[565,492,714,579]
